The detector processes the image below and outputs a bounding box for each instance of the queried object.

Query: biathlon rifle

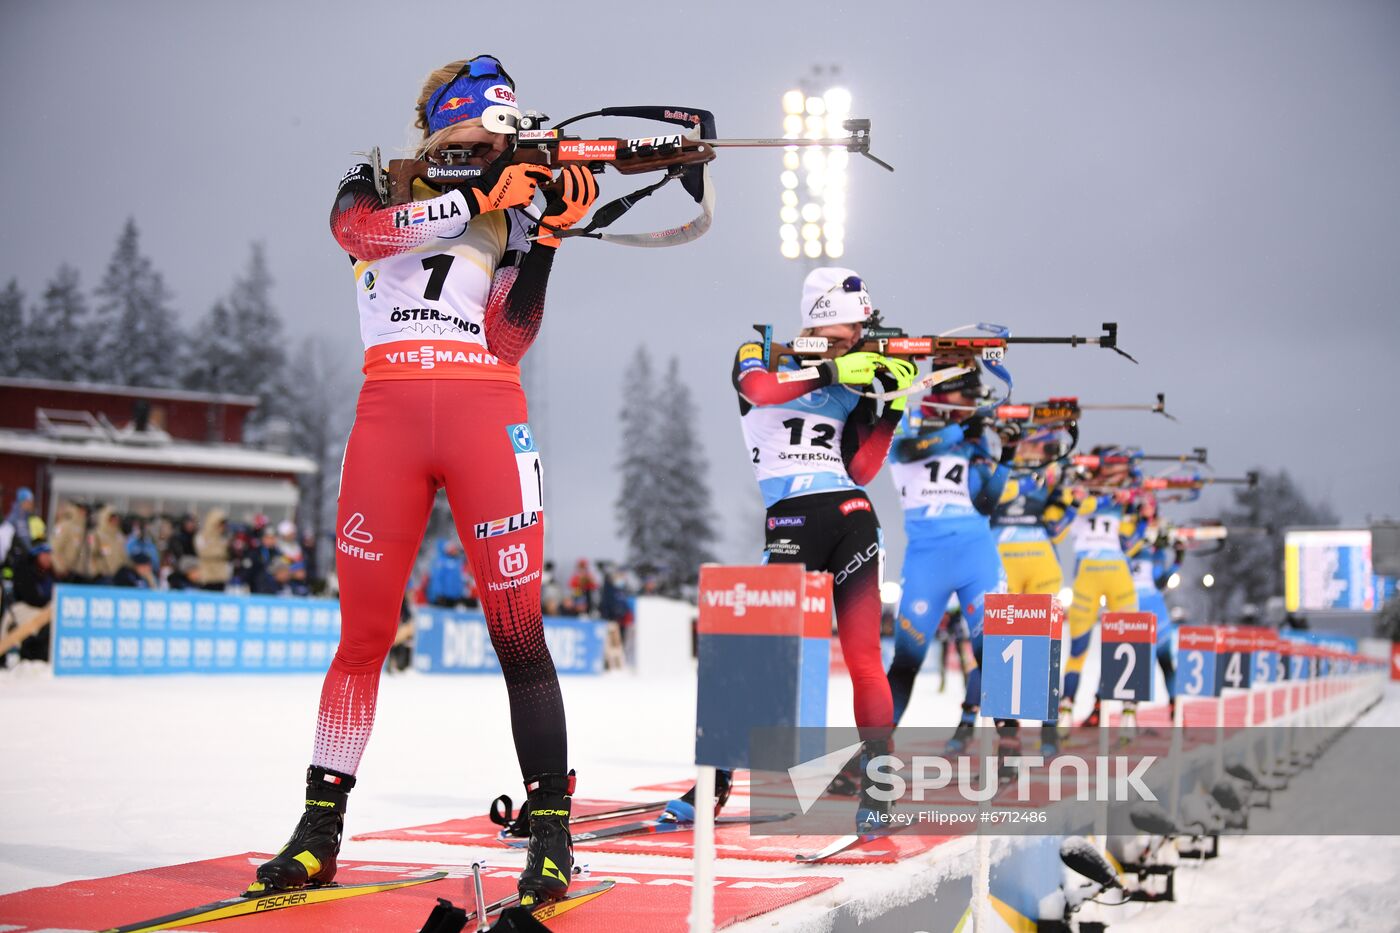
[992,394,1171,468]
[371,109,892,247]
[1072,447,1209,470]
[1170,521,1271,555]
[1069,459,1257,503]
[1139,470,1259,503]
[754,315,1136,401]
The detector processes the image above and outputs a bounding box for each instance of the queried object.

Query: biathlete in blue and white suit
[667,267,916,832]
[884,367,1015,749]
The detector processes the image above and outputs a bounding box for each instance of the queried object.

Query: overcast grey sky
[3,0,1398,568]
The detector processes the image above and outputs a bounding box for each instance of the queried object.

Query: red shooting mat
[355,798,947,865]
[0,853,841,933]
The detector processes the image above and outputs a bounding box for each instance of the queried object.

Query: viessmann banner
[51,585,342,676]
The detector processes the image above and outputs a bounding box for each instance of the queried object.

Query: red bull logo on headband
[425,55,518,134]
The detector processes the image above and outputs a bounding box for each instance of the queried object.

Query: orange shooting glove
[535,164,599,248]
[464,160,553,215]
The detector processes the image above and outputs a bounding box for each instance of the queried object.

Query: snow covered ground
[0,659,965,897]
[2,661,1397,930]
[1112,685,1400,932]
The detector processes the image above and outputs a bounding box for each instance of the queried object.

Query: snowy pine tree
[0,279,23,377]
[652,357,718,589]
[225,242,287,419]
[91,218,182,387]
[282,335,356,543]
[181,300,242,394]
[14,267,94,381]
[615,347,665,575]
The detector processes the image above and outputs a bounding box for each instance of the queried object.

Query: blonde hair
[412,60,470,158]
[416,60,468,135]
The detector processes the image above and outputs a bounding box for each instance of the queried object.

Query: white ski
[794,834,873,862]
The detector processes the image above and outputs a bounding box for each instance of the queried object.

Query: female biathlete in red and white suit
[253,55,597,906]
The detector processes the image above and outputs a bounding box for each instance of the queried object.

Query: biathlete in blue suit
[1127,527,1185,712]
[884,367,1016,750]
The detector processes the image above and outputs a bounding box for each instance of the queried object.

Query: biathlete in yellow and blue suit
[990,436,1074,751]
[1055,446,1142,726]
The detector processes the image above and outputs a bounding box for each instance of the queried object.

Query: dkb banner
[412,606,606,675]
[51,585,341,676]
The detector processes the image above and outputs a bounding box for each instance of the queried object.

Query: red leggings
[313,378,564,779]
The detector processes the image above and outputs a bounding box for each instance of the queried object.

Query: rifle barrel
[1077,403,1163,411]
[702,135,895,172]
[702,137,869,148]
[1004,335,1105,346]
[1138,448,1208,463]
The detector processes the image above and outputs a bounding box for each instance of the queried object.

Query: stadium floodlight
[779,75,854,261]
[1202,574,1216,588]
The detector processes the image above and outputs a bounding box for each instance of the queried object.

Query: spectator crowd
[29,501,326,597]
[1,490,332,663]
[4,487,660,669]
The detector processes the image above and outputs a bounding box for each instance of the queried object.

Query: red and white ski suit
[313,164,565,779]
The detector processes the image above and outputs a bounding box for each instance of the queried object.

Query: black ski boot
[251,766,355,893]
[661,768,733,821]
[945,707,978,753]
[855,737,894,834]
[1082,697,1103,728]
[825,759,862,797]
[995,720,1022,784]
[517,771,575,907]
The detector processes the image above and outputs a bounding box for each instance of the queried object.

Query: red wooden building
[0,378,316,525]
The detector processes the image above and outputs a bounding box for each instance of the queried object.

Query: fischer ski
[100,871,448,932]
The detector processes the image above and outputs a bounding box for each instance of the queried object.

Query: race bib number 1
[506,423,544,512]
